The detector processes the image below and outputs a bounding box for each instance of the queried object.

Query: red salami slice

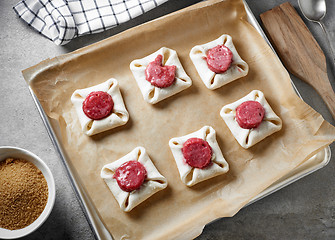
[206,45,233,73]
[145,54,176,88]
[182,138,212,169]
[82,91,114,120]
[113,161,147,192]
[236,101,265,129]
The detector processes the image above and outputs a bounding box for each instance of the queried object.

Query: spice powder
[0,158,48,230]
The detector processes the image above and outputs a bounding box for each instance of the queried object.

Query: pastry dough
[220,90,282,149]
[130,47,192,104]
[71,78,129,136]
[169,126,229,187]
[101,147,168,212]
[189,34,249,90]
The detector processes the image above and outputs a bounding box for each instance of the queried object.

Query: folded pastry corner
[169,126,229,187]
[190,34,248,90]
[101,146,168,212]
[71,78,129,136]
[220,90,282,149]
[130,47,192,104]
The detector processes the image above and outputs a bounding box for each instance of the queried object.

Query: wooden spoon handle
[314,73,335,119]
[322,93,335,120]
[260,2,335,119]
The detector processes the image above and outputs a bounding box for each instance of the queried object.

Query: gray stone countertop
[1,0,335,239]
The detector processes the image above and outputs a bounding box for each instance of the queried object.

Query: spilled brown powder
[0,158,48,230]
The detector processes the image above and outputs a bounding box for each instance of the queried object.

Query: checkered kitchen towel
[14,0,168,45]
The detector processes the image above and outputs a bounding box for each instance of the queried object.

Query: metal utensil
[298,0,335,64]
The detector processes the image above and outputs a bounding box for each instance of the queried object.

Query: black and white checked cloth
[14,0,168,45]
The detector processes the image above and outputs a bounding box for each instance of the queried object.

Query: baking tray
[27,1,331,239]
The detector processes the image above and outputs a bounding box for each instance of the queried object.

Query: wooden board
[260,2,335,119]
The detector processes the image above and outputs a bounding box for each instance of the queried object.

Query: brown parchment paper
[23,0,335,239]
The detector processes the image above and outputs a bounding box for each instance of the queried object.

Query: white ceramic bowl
[0,146,56,239]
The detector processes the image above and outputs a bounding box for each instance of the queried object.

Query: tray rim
[242,0,331,205]
[28,87,113,240]
[26,1,332,239]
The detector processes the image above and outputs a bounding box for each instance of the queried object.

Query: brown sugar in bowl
[0,146,55,239]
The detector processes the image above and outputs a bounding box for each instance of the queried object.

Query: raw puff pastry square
[71,78,129,136]
[169,126,229,187]
[130,47,192,104]
[101,146,168,212]
[220,90,282,149]
[189,34,249,90]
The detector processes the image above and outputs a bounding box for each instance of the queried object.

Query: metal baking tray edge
[29,89,114,240]
[27,1,331,240]
[243,0,331,205]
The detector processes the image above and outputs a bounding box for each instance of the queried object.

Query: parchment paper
[23,0,335,239]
